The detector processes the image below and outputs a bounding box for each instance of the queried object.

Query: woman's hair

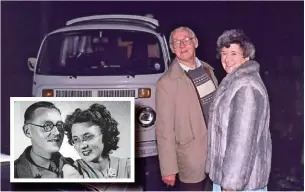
[216,29,256,60]
[64,103,120,157]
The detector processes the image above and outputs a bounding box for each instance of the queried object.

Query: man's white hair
[169,26,196,52]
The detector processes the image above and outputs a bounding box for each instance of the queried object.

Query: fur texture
[205,60,272,190]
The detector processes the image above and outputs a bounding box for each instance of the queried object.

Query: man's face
[171,29,198,62]
[25,108,64,156]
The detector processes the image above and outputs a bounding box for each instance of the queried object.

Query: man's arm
[155,81,178,181]
[221,85,264,190]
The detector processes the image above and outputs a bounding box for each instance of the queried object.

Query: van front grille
[54,89,136,97]
[98,90,136,97]
[55,90,92,97]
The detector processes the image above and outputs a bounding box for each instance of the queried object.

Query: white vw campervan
[28,14,171,158]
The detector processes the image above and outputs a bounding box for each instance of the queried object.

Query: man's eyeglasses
[27,121,65,132]
[171,36,196,49]
[71,133,103,145]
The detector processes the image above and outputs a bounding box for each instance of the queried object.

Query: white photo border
[10,97,135,183]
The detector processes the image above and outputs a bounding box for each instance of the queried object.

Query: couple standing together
[156,27,272,191]
[14,102,130,179]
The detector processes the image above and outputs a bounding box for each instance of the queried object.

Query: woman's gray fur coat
[205,60,272,190]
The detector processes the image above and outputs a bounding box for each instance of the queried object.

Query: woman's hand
[62,164,82,178]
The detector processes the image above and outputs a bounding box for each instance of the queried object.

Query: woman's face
[71,122,104,163]
[220,43,249,74]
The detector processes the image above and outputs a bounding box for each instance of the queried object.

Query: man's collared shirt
[178,57,202,72]
[179,57,216,123]
[14,146,72,178]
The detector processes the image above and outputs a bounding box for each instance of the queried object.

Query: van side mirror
[27,58,37,72]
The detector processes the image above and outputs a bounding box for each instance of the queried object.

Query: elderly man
[155,26,218,191]
[14,101,73,178]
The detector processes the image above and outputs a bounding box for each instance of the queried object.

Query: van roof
[49,23,159,35]
[65,14,159,29]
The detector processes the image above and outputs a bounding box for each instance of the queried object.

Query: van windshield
[37,30,165,76]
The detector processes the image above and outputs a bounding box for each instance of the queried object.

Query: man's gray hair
[169,26,196,51]
[216,29,255,59]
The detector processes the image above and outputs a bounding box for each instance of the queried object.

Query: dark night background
[1,1,304,191]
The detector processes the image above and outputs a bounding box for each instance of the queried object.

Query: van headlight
[136,107,156,127]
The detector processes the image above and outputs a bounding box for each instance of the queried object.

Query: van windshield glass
[37,30,165,76]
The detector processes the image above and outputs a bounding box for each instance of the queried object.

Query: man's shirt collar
[178,57,202,72]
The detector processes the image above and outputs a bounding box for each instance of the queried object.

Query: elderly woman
[63,103,130,178]
[205,29,272,191]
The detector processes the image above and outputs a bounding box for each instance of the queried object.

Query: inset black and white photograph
[10,97,135,183]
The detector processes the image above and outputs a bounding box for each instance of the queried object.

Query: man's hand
[162,174,176,186]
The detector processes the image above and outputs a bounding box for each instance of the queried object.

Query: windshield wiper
[127,71,136,78]
[69,75,77,79]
